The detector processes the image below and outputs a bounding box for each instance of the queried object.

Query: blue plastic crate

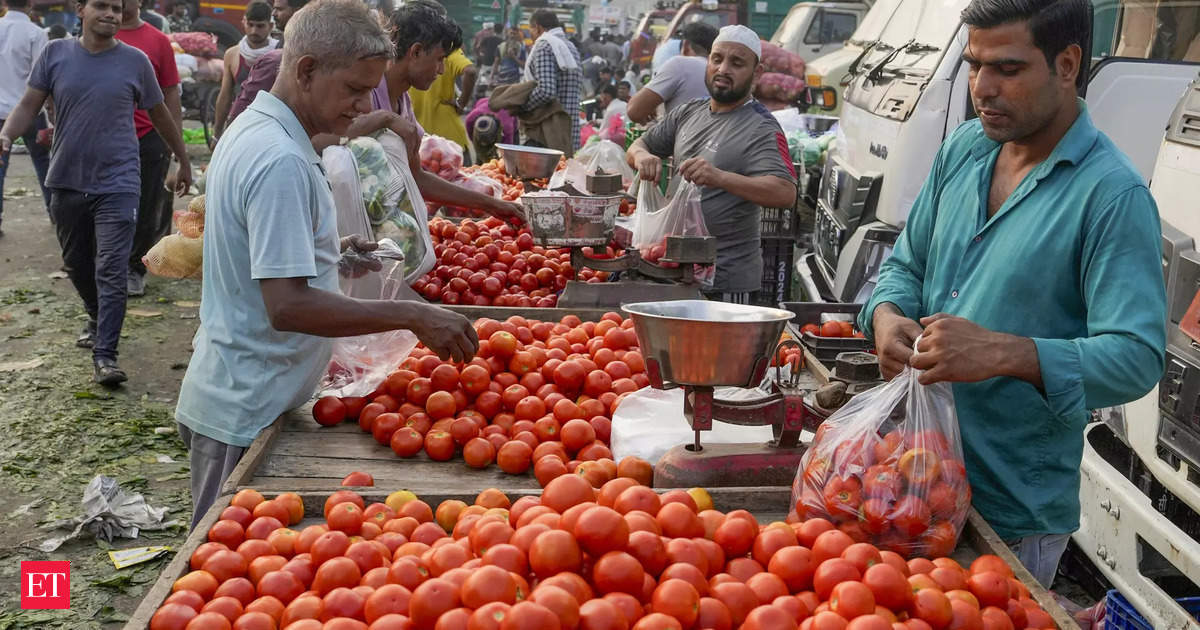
[1104,589,1200,630]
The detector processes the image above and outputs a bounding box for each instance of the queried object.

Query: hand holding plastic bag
[631,179,716,286]
[790,340,972,558]
[323,238,419,398]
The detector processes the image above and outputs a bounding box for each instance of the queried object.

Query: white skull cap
[713,25,762,60]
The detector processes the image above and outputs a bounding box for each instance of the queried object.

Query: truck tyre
[191,17,242,50]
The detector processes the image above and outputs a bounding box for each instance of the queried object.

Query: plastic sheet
[610,387,775,464]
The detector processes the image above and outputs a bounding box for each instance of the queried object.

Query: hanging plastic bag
[576,139,635,187]
[632,178,715,286]
[323,238,419,398]
[419,134,465,181]
[789,341,971,558]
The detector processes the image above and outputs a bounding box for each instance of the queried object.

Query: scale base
[558,280,704,308]
[654,442,808,489]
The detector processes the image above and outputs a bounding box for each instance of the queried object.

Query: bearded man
[626,25,796,303]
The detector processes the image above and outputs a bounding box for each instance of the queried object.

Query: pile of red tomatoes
[312,314,649,477]
[410,217,614,308]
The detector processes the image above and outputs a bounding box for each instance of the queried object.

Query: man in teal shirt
[859,0,1165,586]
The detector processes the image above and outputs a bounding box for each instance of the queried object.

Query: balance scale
[623,300,840,489]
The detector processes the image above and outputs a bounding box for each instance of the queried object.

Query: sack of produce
[324,238,420,398]
[790,341,972,558]
[419,134,465,181]
[143,233,203,279]
[632,178,715,287]
[169,32,218,58]
[760,40,807,77]
[755,72,807,104]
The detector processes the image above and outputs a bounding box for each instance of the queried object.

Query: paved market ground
[0,147,209,628]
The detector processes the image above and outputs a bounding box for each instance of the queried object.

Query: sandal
[93,358,127,386]
[76,322,96,349]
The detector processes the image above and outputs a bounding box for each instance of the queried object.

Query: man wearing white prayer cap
[625,24,797,304]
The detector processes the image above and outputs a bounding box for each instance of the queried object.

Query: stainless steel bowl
[497,144,563,179]
[622,300,795,387]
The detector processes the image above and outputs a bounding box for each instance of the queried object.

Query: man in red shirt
[116,0,183,296]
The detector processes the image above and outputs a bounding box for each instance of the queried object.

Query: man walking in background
[0,0,51,236]
[222,0,306,129]
[628,21,717,123]
[522,9,582,151]
[166,1,189,32]
[212,1,275,142]
[116,0,183,297]
[0,0,192,385]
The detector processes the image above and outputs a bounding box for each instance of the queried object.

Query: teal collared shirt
[176,91,341,447]
[859,103,1166,539]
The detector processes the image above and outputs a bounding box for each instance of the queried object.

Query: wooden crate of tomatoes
[128,478,1078,630]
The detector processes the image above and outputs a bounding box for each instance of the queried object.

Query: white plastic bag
[632,179,715,286]
[610,387,775,463]
[789,352,971,558]
[377,131,436,281]
[576,139,634,186]
[323,238,419,398]
[548,158,589,191]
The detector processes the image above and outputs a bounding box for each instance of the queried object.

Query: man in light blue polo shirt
[859,0,1165,587]
[175,0,477,525]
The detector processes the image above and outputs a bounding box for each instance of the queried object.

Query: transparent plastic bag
[323,238,419,398]
[548,158,589,191]
[632,179,715,286]
[790,343,971,558]
[419,134,465,181]
[576,139,634,187]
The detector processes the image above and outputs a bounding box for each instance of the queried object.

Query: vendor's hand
[872,303,923,380]
[489,199,524,222]
[36,126,53,147]
[678,156,726,188]
[341,234,379,255]
[174,159,193,197]
[635,153,661,182]
[407,303,480,363]
[909,313,1013,385]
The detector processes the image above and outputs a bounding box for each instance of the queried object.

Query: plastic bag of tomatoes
[322,239,420,397]
[790,352,971,558]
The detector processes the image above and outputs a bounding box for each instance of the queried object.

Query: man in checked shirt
[521,9,582,154]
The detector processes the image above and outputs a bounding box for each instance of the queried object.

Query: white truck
[1072,74,1200,630]
[769,0,875,66]
[797,0,1200,304]
[800,0,904,115]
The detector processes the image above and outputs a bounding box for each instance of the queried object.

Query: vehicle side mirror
[809,86,837,111]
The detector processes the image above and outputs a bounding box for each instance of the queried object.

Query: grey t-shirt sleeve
[134,49,165,110]
[245,155,320,280]
[640,101,686,158]
[742,117,796,181]
[644,56,685,104]
[27,40,56,92]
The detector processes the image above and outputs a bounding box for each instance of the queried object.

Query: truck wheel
[191,17,242,50]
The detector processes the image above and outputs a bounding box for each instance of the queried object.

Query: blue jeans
[49,189,139,362]
[1007,532,1072,588]
[0,113,52,223]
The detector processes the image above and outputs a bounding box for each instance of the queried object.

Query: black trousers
[129,130,172,275]
[49,189,139,361]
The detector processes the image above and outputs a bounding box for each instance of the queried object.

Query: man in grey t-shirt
[628,21,717,123]
[627,25,796,301]
[0,0,191,385]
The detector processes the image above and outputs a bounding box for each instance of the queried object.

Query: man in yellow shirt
[410,25,477,159]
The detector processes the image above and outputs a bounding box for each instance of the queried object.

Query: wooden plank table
[221,404,543,495]
[125,488,1080,630]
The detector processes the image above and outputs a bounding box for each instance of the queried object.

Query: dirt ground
[0,146,210,628]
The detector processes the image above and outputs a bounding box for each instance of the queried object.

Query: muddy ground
[0,146,209,629]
